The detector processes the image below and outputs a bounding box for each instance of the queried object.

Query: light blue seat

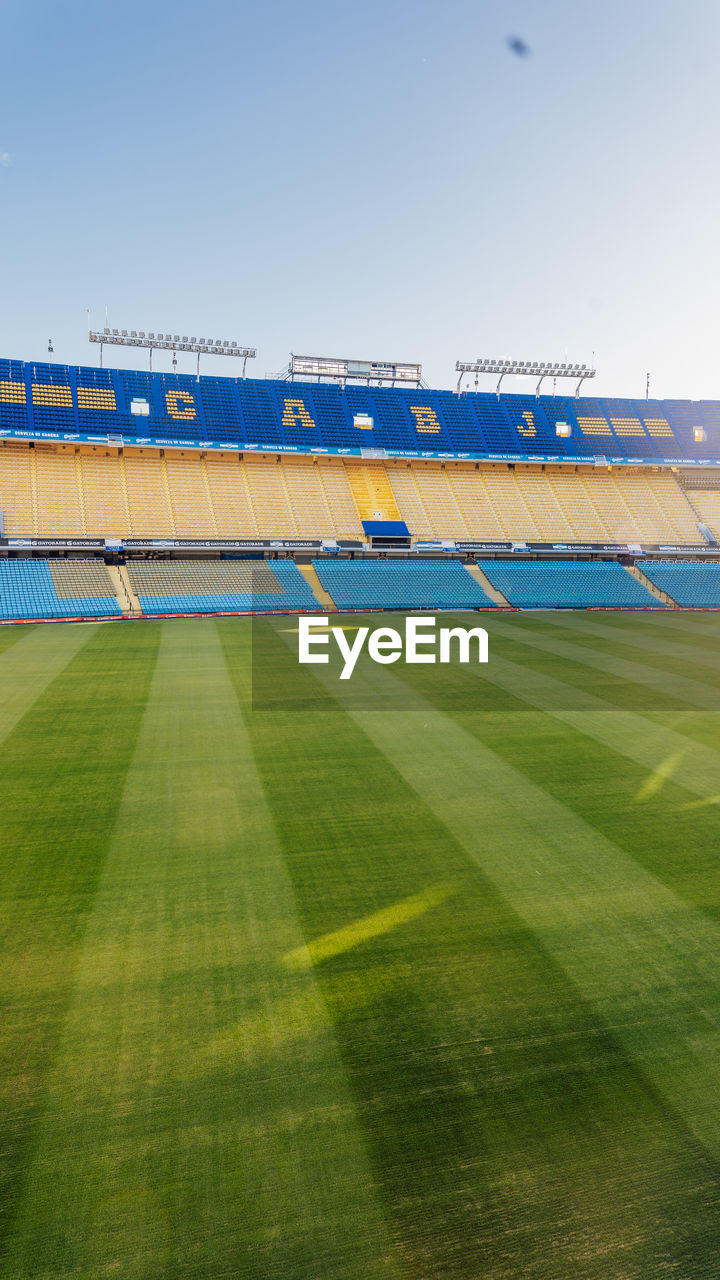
[640,560,720,606]
[0,560,121,621]
[478,559,664,608]
[129,559,319,616]
[312,559,495,610]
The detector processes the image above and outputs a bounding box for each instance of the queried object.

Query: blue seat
[313,559,495,610]
[1,355,711,460]
[0,559,121,621]
[640,561,720,606]
[128,559,319,616]
[478,559,663,608]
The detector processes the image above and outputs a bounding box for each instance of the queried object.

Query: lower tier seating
[0,559,121,620]
[313,559,496,610]
[640,561,720,606]
[125,559,319,614]
[479,560,664,608]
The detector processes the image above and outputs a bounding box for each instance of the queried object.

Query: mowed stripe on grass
[437,612,720,800]
[0,622,160,1269]
[324,626,720,1160]
[240,617,720,1279]
[0,622,95,744]
[3,613,720,1279]
[3,620,396,1280]
[318,620,720,1149]
[404,621,720,923]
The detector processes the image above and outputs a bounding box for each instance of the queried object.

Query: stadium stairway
[105,563,131,614]
[464,563,511,607]
[107,563,141,615]
[626,564,677,607]
[345,463,400,522]
[296,563,337,610]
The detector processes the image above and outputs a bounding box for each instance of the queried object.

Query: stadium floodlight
[89,324,257,375]
[288,353,424,387]
[455,357,596,398]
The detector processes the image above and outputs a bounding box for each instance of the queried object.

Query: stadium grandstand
[1,354,720,619]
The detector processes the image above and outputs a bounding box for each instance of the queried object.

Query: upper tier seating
[0,559,121,620]
[478,560,663,608]
[1,357,719,459]
[125,559,318,614]
[313,559,496,610]
[640,561,720,606]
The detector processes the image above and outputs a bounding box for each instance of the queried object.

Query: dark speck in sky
[507,35,531,58]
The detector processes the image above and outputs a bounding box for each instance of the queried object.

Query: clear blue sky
[0,0,718,399]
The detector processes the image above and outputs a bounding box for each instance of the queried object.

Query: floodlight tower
[455,358,596,398]
[88,325,257,378]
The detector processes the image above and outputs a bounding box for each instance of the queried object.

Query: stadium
[2,344,720,1280]
[4,4,720,1279]
[1,350,720,617]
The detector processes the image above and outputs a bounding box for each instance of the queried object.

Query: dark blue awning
[362,520,410,536]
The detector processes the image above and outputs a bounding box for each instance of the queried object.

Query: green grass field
[2,609,720,1279]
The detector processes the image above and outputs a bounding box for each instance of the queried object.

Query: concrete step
[107,563,141,614]
[465,562,511,607]
[296,563,337,610]
[627,563,677,607]
[105,563,132,615]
